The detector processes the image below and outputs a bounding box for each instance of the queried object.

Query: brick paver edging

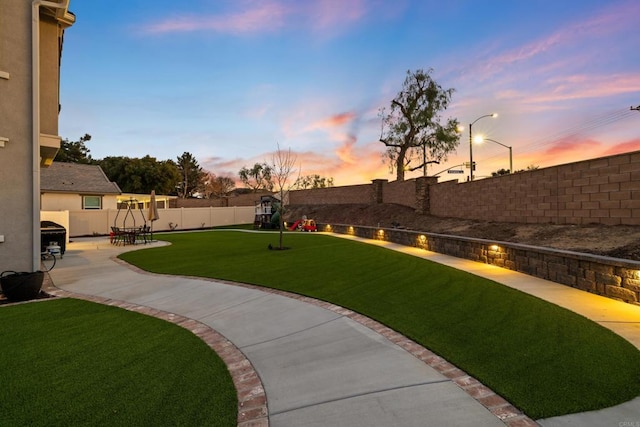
[203,277,539,427]
[42,254,538,427]
[41,270,268,427]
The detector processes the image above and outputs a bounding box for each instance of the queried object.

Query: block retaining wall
[320,223,640,306]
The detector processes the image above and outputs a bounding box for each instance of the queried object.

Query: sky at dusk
[59,0,640,185]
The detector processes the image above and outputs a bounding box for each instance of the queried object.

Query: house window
[157,200,165,209]
[83,195,101,210]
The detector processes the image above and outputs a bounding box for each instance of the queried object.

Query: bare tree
[202,172,235,198]
[271,144,299,249]
[380,69,460,180]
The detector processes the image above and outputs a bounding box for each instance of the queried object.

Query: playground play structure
[253,195,316,231]
[288,218,317,232]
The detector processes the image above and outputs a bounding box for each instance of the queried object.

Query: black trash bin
[40,221,66,256]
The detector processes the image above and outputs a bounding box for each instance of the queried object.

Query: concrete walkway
[331,234,640,427]
[46,233,640,426]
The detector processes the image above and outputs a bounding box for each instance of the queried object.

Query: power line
[471,106,638,172]
[517,107,637,156]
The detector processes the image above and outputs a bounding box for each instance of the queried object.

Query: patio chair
[111,227,124,245]
[136,225,151,244]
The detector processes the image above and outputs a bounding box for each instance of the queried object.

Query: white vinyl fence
[42,206,255,238]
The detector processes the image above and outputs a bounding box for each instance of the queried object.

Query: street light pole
[469,113,497,181]
[478,137,513,174]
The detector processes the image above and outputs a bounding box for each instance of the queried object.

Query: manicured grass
[0,298,236,426]
[212,223,254,230]
[120,230,640,419]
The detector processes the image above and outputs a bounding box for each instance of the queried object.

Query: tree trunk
[396,146,408,181]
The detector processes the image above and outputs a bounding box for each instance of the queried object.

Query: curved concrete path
[331,234,640,427]
[47,236,519,426]
[46,233,640,426]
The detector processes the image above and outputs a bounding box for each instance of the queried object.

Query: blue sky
[59,0,640,184]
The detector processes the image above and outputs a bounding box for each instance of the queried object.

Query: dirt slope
[285,203,640,261]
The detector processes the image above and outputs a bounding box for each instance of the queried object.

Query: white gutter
[31,0,70,271]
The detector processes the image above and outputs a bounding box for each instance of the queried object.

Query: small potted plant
[1,271,45,301]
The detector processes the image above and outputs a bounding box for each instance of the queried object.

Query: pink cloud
[335,136,358,164]
[532,74,640,103]
[601,138,640,156]
[543,136,601,157]
[304,0,367,31]
[141,0,375,36]
[493,73,640,114]
[201,136,390,187]
[309,111,357,130]
[142,2,290,35]
[465,1,639,83]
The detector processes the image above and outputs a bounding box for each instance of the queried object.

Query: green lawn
[120,230,640,419]
[0,298,236,426]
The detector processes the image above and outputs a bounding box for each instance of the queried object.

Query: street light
[474,136,513,174]
[469,113,497,181]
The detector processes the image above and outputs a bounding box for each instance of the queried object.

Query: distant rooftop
[40,162,121,194]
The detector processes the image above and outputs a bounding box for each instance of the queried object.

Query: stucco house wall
[0,2,33,272]
[0,2,75,272]
[41,193,119,211]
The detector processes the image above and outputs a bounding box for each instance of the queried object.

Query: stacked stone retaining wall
[320,223,640,306]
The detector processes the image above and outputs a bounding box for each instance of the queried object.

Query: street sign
[448,170,464,174]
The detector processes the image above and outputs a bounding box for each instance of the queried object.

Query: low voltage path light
[473,136,513,174]
[469,113,498,181]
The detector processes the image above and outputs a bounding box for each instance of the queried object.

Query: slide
[289,220,302,231]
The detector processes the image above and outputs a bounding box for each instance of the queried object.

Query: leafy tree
[294,174,334,189]
[99,156,181,194]
[491,168,511,177]
[55,133,93,163]
[176,152,204,198]
[379,69,460,181]
[239,162,274,192]
[202,172,235,198]
[271,145,298,249]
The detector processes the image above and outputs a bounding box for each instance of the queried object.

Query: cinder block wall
[383,179,417,209]
[290,150,640,226]
[429,151,640,225]
[171,191,274,208]
[289,184,372,205]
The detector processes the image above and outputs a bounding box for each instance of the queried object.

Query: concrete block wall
[290,150,640,226]
[320,223,640,306]
[429,151,640,225]
[289,184,372,205]
[171,191,274,208]
[383,179,417,209]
